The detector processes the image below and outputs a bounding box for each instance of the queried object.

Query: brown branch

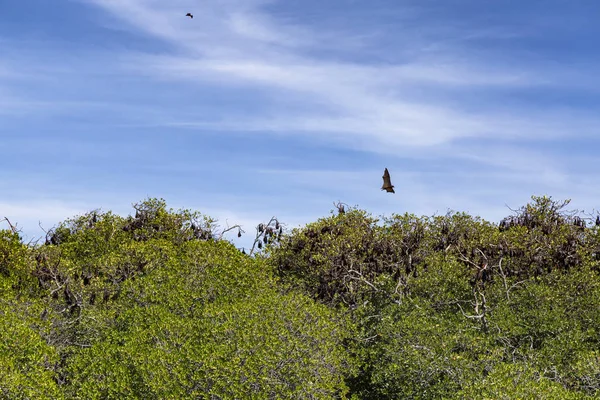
[1,217,18,234]
[333,201,349,215]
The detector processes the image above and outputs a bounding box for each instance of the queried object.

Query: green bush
[3,195,600,398]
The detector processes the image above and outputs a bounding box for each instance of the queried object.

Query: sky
[2,0,600,249]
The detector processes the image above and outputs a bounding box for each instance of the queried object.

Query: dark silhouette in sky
[381,168,395,193]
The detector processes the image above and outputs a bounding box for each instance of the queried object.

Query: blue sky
[2,0,600,249]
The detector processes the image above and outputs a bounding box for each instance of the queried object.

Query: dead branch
[217,219,245,240]
[457,252,480,269]
[455,289,489,332]
[495,257,511,301]
[249,216,281,256]
[347,269,379,292]
[1,217,18,234]
[333,201,349,215]
[475,248,488,263]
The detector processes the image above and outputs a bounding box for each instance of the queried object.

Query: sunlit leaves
[0,299,61,399]
[4,194,600,398]
[65,240,353,399]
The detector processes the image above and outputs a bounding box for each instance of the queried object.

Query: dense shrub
[3,195,600,398]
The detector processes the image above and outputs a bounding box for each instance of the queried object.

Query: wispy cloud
[80,0,600,156]
[2,0,600,243]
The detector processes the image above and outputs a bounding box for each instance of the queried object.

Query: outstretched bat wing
[381,168,395,193]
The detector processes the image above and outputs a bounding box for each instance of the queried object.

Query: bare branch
[457,251,480,269]
[455,302,484,320]
[249,216,281,256]
[217,219,245,240]
[1,217,18,234]
[495,257,511,301]
[347,269,378,292]
[475,248,488,263]
[333,201,348,215]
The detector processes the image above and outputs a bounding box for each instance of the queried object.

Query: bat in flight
[186,13,193,18]
[381,168,395,193]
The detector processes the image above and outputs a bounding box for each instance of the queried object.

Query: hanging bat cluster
[122,209,151,233]
[381,168,395,193]
[572,216,586,231]
[253,218,283,251]
[45,228,66,246]
[334,201,348,215]
[499,212,590,233]
[87,212,98,228]
[189,222,214,241]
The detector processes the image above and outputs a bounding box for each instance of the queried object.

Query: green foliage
[64,240,353,399]
[0,299,62,399]
[3,195,600,398]
[4,198,353,398]
[457,362,590,400]
[0,229,37,295]
[272,209,400,308]
[272,195,600,398]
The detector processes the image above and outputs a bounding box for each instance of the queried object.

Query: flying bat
[186,13,193,18]
[381,168,395,193]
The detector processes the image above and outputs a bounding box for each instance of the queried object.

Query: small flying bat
[186,12,193,18]
[381,168,395,193]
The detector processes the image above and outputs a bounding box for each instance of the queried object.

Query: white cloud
[77,0,600,159]
[3,0,598,241]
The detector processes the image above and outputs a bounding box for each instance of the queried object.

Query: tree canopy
[2,195,600,398]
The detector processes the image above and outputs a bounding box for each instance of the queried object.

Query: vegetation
[2,195,600,398]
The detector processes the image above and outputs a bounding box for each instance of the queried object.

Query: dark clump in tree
[270,195,600,399]
[0,198,354,399]
[3,195,600,399]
